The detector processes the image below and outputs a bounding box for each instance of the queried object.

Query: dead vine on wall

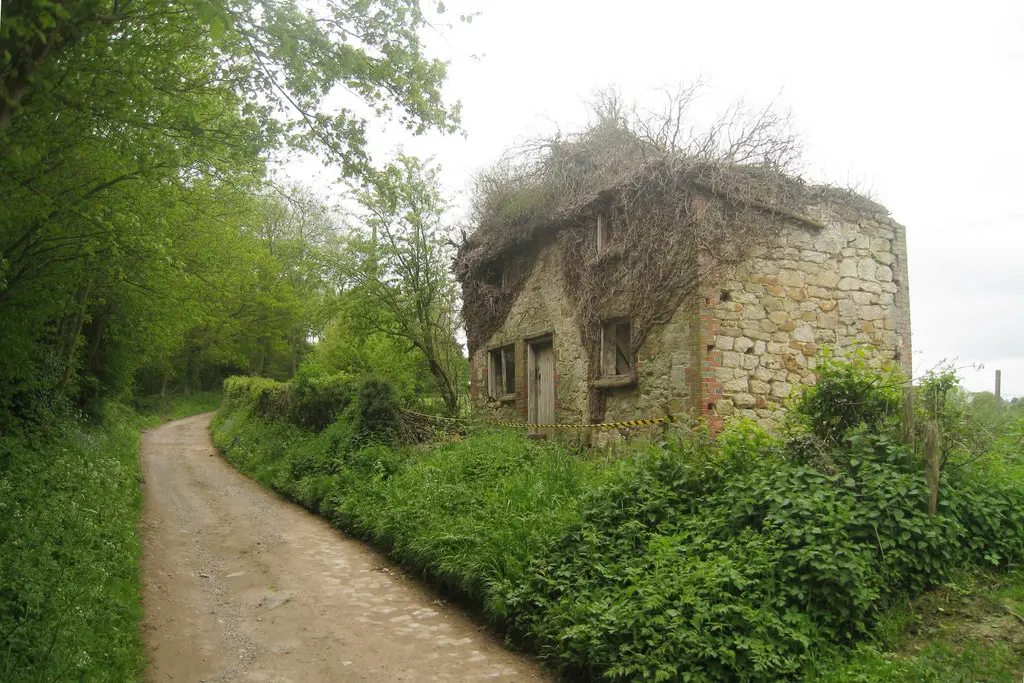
[456,89,884,421]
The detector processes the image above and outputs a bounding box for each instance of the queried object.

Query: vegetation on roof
[456,88,884,421]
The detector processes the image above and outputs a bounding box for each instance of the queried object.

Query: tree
[0,0,460,419]
[346,156,465,416]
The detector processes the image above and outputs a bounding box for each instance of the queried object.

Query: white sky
[282,0,1024,397]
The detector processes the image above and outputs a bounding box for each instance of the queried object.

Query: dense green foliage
[792,350,902,444]
[214,359,1024,681]
[135,390,222,421]
[0,0,462,425]
[0,405,146,681]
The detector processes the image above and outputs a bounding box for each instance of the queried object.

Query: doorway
[528,338,555,437]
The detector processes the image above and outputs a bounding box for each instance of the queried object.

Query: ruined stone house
[456,157,911,435]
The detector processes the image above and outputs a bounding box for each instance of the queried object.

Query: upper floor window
[597,202,624,253]
[484,259,510,288]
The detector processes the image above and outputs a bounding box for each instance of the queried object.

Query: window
[597,203,624,253]
[485,260,510,288]
[601,320,632,377]
[488,345,516,397]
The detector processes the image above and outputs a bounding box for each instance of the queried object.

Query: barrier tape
[401,409,681,430]
[489,414,680,430]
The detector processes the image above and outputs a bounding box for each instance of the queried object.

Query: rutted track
[139,413,548,682]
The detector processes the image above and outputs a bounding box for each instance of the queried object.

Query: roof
[455,145,886,283]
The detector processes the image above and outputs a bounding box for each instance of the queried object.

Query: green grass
[136,390,221,422]
[807,569,1024,681]
[0,403,147,681]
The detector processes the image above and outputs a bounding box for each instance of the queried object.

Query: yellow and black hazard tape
[489,414,680,430]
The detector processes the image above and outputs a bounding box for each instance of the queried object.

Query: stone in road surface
[140,413,549,682]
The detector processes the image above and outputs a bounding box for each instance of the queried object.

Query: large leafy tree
[344,155,465,415]
[0,0,459,420]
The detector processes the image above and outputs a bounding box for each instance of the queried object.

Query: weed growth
[214,360,1024,681]
[0,404,145,681]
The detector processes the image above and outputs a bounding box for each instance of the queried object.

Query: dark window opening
[597,203,623,253]
[485,260,508,288]
[488,345,516,397]
[503,348,516,393]
[601,320,633,377]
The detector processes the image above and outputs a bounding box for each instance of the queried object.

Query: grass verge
[0,403,146,681]
[212,370,1024,681]
[806,568,1024,681]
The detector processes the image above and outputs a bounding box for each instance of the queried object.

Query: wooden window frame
[487,344,516,400]
[597,201,624,254]
[598,319,635,385]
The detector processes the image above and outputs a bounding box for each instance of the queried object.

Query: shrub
[343,377,404,445]
[791,350,901,444]
[288,369,356,431]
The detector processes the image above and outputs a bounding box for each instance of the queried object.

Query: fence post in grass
[923,420,940,516]
[902,383,916,460]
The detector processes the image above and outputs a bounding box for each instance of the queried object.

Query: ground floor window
[488,345,516,397]
[601,319,632,377]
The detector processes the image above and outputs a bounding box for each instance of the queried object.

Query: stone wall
[469,240,589,428]
[699,207,912,427]
[469,201,912,435]
[601,299,701,426]
[470,240,703,434]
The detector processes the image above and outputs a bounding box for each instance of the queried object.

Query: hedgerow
[213,360,1024,681]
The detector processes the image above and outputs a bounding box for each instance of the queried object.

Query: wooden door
[529,339,555,436]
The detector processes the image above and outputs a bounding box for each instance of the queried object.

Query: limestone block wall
[701,208,912,427]
[469,203,911,435]
[601,299,701,426]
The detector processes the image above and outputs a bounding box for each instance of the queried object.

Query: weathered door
[529,339,555,437]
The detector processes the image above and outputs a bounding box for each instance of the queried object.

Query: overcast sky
[284,0,1024,397]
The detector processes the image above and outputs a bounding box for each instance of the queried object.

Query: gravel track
[139,413,549,682]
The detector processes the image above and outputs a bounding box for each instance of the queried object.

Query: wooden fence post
[902,384,915,455]
[924,420,940,516]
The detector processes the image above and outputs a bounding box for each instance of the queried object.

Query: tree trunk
[424,354,459,416]
[56,279,92,392]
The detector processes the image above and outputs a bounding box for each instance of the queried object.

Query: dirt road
[139,413,549,682]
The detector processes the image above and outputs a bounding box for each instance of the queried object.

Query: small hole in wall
[720,291,732,302]
[745,347,754,354]
[707,402,715,411]
[707,344,714,353]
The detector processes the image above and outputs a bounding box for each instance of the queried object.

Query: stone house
[457,164,911,435]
